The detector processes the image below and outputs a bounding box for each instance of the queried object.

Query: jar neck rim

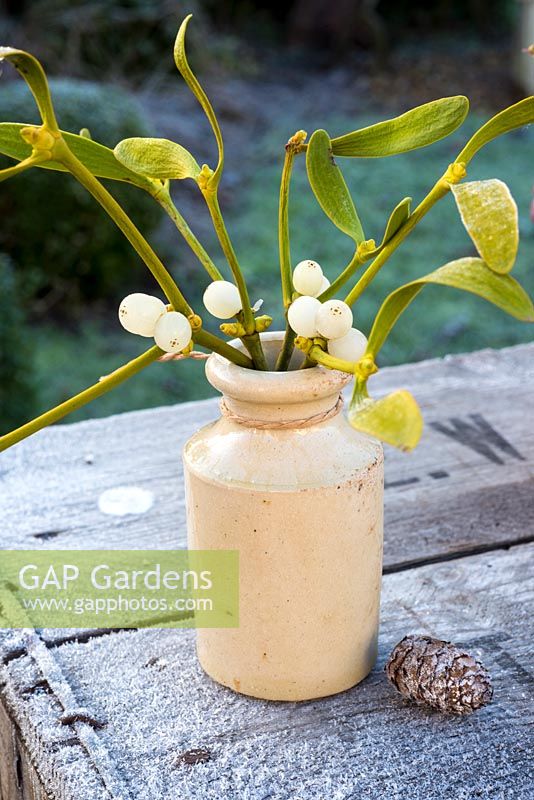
[206,331,352,409]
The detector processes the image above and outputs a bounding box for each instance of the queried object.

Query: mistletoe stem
[344,172,458,307]
[0,154,48,183]
[275,147,296,372]
[56,141,252,368]
[308,345,356,373]
[57,143,191,313]
[275,132,308,371]
[202,189,267,369]
[0,346,162,452]
[202,191,254,328]
[320,248,362,301]
[279,147,295,307]
[152,184,223,281]
[275,326,296,371]
[195,329,252,368]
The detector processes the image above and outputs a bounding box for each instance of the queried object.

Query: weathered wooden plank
[0,544,533,800]
[1,344,533,797]
[0,658,114,800]
[1,344,533,567]
[379,344,534,568]
[0,698,49,800]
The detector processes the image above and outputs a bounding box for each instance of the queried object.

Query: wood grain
[1,344,533,567]
[0,699,48,800]
[0,545,532,799]
[1,344,533,799]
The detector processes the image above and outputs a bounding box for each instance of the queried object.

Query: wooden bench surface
[1,343,533,800]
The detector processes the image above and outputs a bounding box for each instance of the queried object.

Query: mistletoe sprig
[0,16,533,453]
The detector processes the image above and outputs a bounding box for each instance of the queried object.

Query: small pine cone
[385,634,493,715]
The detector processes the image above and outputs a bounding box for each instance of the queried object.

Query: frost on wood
[0,349,533,799]
[1,541,533,800]
[385,634,493,714]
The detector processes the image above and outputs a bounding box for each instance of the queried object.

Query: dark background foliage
[0,0,532,431]
[0,79,161,307]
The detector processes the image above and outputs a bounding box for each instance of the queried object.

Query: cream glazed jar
[183,332,384,701]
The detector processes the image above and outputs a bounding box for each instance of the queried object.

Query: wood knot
[60,711,107,729]
[144,655,168,670]
[176,747,211,766]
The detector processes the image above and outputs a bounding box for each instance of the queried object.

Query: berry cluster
[288,261,368,363]
[120,265,368,364]
[119,293,192,353]
[119,280,246,355]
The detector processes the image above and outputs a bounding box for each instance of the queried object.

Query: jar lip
[206,331,352,405]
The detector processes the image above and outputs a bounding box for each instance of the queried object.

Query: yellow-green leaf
[367,257,534,358]
[451,180,518,274]
[306,129,365,243]
[456,97,534,165]
[0,47,58,131]
[349,389,423,451]
[331,96,469,158]
[0,122,153,188]
[114,137,200,180]
[174,15,223,188]
[379,197,411,247]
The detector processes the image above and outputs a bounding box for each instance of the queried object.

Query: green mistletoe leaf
[379,197,412,247]
[456,97,534,165]
[331,96,469,158]
[0,47,58,131]
[0,123,153,188]
[367,257,534,358]
[349,388,423,451]
[451,180,518,274]
[174,15,223,188]
[306,129,365,244]
[114,137,201,180]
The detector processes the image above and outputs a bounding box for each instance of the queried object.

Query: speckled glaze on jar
[183,332,384,701]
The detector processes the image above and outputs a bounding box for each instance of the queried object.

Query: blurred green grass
[31,112,534,423]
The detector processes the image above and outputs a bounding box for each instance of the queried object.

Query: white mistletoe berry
[154,311,192,353]
[203,281,242,319]
[287,295,321,338]
[118,293,166,337]
[327,327,368,362]
[316,299,353,340]
[292,260,324,296]
[314,276,331,297]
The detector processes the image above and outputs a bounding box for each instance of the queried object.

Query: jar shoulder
[183,416,383,491]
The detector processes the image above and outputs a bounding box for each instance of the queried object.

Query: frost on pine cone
[385,634,493,715]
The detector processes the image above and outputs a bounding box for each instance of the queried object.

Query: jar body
[183,336,384,701]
